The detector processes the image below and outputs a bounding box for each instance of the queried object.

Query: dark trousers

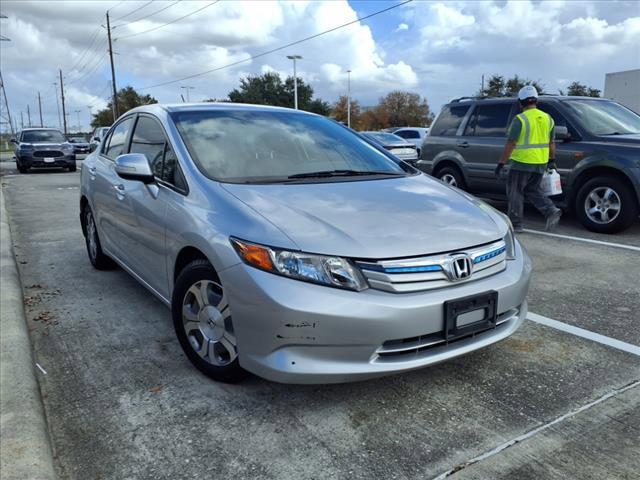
[506,169,558,228]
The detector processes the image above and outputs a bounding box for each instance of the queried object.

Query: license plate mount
[44,157,55,163]
[444,291,498,340]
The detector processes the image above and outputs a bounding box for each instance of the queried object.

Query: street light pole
[180,86,194,102]
[53,82,62,129]
[347,69,352,128]
[286,55,302,110]
[87,105,93,129]
[75,109,81,132]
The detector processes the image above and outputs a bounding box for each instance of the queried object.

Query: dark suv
[420,96,640,233]
[12,128,77,173]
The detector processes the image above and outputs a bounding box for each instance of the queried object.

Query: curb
[0,186,57,479]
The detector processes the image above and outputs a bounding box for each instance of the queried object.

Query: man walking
[495,85,562,232]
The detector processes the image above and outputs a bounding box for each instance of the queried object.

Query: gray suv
[421,96,640,233]
[80,103,531,384]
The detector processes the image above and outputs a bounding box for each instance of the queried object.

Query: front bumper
[16,153,76,168]
[222,241,532,384]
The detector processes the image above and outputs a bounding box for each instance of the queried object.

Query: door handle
[456,141,469,148]
[113,184,126,197]
[88,166,97,179]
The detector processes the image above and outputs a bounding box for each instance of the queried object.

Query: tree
[481,74,545,97]
[227,72,330,115]
[564,81,601,97]
[91,86,157,128]
[375,91,434,127]
[331,95,361,126]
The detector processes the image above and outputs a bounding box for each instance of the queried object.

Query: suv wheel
[18,165,29,174]
[435,166,465,189]
[68,164,77,172]
[83,207,115,269]
[172,259,247,383]
[575,175,638,233]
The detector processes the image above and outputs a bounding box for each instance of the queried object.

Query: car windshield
[364,132,407,144]
[563,99,640,135]
[21,130,66,143]
[172,110,407,183]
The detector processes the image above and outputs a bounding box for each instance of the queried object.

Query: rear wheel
[575,175,638,233]
[435,165,466,189]
[172,259,247,383]
[83,207,115,269]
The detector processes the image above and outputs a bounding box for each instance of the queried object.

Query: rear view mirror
[93,137,100,142]
[555,125,570,141]
[10,138,17,144]
[115,153,155,184]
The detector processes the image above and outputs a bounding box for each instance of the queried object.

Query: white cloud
[395,23,409,32]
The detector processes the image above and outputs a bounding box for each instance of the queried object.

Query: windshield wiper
[288,169,403,179]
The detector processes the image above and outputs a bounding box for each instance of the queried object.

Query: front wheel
[575,175,638,233]
[172,259,247,383]
[18,166,28,174]
[435,166,466,189]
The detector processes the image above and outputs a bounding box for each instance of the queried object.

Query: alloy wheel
[86,212,98,261]
[441,173,458,187]
[584,186,621,224]
[181,280,237,367]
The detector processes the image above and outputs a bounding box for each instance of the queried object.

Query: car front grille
[33,150,64,158]
[356,239,507,293]
[374,308,519,362]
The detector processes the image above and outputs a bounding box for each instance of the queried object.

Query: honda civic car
[80,103,531,384]
[12,128,76,173]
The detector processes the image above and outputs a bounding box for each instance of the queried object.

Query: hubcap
[441,173,457,187]
[182,280,237,367]
[584,186,621,224]
[86,212,98,260]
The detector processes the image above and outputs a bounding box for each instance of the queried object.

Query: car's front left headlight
[62,145,74,154]
[230,237,368,291]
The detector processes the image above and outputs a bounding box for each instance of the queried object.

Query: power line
[113,0,182,29]
[66,39,109,81]
[66,51,108,85]
[67,26,102,73]
[139,0,413,91]
[111,0,154,22]
[116,0,219,40]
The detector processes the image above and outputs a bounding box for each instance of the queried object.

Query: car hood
[222,175,506,259]
[24,142,70,148]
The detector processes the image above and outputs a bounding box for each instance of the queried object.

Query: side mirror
[115,154,155,184]
[10,138,18,144]
[93,137,101,142]
[555,125,570,141]
[68,139,75,143]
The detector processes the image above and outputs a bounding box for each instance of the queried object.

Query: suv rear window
[465,103,513,137]
[431,106,470,136]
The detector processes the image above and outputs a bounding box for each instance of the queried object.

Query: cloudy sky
[0,0,638,132]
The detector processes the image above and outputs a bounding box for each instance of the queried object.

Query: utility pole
[286,55,302,110]
[27,104,31,127]
[0,70,15,137]
[347,69,352,128]
[53,82,62,129]
[180,86,194,102]
[481,74,485,96]
[75,109,81,132]
[37,91,43,127]
[20,111,23,130]
[106,12,118,121]
[59,69,67,134]
[87,105,93,129]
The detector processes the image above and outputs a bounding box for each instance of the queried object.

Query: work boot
[545,209,562,231]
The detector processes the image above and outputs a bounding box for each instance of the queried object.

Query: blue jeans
[506,170,558,228]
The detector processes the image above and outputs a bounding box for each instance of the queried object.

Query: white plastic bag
[541,169,562,196]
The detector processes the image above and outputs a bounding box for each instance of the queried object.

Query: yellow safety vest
[511,108,554,165]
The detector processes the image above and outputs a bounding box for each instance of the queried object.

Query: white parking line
[523,229,640,252]
[527,312,640,356]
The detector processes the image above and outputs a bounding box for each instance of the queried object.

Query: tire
[68,164,77,172]
[435,165,466,189]
[18,166,28,174]
[575,175,639,234]
[83,207,115,269]
[172,259,247,383]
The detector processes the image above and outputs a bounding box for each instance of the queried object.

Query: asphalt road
[1,161,639,480]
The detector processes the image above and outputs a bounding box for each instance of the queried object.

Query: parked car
[89,126,110,152]
[80,103,531,384]
[11,128,76,173]
[421,96,640,233]
[68,136,91,154]
[394,127,429,156]
[360,131,418,162]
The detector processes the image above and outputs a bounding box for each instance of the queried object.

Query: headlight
[62,145,74,153]
[19,143,34,150]
[230,238,368,291]
[504,224,516,260]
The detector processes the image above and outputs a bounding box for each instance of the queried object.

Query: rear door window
[466,103,513,137]
[431,106,470,136]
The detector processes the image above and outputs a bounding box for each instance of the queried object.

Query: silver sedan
[80,103,531,384]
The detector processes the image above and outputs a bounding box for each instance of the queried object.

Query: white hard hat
[518,85,538,101]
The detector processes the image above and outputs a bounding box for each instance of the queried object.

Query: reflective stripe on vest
[511,108,553,165]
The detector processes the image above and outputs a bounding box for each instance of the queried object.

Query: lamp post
[74,109,81,132]
[180,86,194,102]
[286,55,302,109]
[347,69,352,128]
[87,105,93,130]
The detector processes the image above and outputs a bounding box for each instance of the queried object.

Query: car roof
[20,128,63,132]
[128,102,312,116]
[447,95,613,106]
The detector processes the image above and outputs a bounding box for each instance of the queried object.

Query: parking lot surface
[1,162,639,479]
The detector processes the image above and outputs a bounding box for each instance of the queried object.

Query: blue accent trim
[473,246,506,264]
[383,265,442,273]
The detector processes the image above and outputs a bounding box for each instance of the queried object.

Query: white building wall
[604,69,640,113]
